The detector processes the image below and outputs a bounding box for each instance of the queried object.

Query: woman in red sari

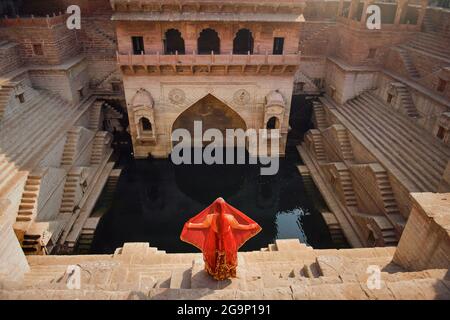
[180,198,261,280]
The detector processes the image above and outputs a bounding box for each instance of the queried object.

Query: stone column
[347,0,359,20]
[337,0,345,17]
[394,0,409,25]
[416,0,428,28]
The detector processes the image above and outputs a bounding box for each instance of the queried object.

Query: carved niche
[131,88,156,142]
[263,90,286,131]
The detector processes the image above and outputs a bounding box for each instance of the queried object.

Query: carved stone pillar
[348,0,359,20]
[394,0,409,25]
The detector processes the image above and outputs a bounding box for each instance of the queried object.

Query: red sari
[180,198,261,280]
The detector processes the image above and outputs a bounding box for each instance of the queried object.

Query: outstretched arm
[229,217,258,231]
[186,215,212,229]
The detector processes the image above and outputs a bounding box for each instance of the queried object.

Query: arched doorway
[266,117,280,130]
[233,29,254,54]
[164,29,185,54]
[198,28,220,54]
[172,94,246,141]
[140,117,152,132]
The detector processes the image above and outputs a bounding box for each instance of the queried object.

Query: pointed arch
[164,28,185,54]
[172,94,246,135]
[198,28,220,54]
[233,28,254,54]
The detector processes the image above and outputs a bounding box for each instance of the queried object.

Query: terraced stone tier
[0,241,448,300]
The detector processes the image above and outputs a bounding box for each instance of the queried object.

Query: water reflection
[91,146,334,254]
[275,208,309,242]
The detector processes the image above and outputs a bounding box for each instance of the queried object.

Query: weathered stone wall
[35,168,66,222]
[393,193,450,271]
[324,58,378,104]
[376,73,449,136]
[73,127,96,167]
[304,0,339,20]
[28,59,89,104]
[18,0,112,16]
[0,192,29,282]
[0,20,81,66]
[38,137,66,168]
[383,49,411,80]
[333,25,415,67]
[123,74,294,158]
[425,7,450,38]
[0,42,23,76]
[349,164,385,215]
[299,21,334,56]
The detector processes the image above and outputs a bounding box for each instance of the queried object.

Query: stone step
[341,94,447,191]
[1,94,70,154]
[359,94,448,168]
[340,103,434,191]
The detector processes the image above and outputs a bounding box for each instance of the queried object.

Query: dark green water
[90,145,334,253]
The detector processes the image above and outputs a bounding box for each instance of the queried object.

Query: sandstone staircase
[313,102,328,131]
[327,92,450,192]
[395,84,420,118]
[20,223,50,255]
[88,101,103,131]
[82,19,117,56]
[320,212,349,248]
[75,217,100,254]
[335,126,354,161]
[91,20,117,45]
[100,170,121,206]
[422,14,436,33]
[90,131,110,165]
[397,48,420,78]
[59,170,81,216]
[3,241,449,299]
[308,130,327,161]
[14,172,43,232]
[336,164,357,208]
[91,69,118,90]
[405,32,450,60]
[13,171,46,254]
[0,88,84,192]
[61,128,81,167]
[104,103,124,119]
[371,165,405,230]
[371,216,398,247]
[0,84,13,121]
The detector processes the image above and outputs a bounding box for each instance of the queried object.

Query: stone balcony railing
[117,52,301,75]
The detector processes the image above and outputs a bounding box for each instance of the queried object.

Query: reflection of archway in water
[172,94,248,205]
[173,151,250,205]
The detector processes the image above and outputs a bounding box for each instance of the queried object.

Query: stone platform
[1,240,448,300]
